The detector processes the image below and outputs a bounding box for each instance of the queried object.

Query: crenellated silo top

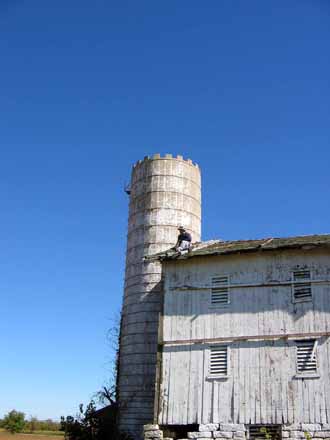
[132,153,200,168]
[130,153,201,189]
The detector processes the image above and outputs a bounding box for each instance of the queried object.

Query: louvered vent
[211,276,229,305]
[248,425,281,440]
[296,339,318,373]
[209,345,228,376]
[293,269,312,301]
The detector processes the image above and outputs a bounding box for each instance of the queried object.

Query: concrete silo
[118,153,202,438]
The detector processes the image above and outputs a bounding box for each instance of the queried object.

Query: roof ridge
[203,233,330,245]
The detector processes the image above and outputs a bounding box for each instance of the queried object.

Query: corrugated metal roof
[145,234,330,261]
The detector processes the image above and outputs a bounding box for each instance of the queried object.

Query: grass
[0,430,64,440]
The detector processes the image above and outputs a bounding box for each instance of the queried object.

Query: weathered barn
[117,154,330,440]
[152,236,330,439]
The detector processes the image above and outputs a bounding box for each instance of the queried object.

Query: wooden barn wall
[158,250,330,426]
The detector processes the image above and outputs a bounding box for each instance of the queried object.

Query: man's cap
[178,226,185,230]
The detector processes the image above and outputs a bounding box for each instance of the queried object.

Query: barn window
[296,339,318,375]
[209,345,229,377]
[292,269,312,302]
[211,276,229,307]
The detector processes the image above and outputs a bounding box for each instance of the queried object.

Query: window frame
[209,275,230,309]
[295,338,320,379]
[291,268,313,304]
[207,344,230,380]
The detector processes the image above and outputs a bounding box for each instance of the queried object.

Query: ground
[0,430,63,440]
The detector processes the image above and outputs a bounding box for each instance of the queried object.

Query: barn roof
[146,233,330,262]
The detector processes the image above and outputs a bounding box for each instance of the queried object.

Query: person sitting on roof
[175,226,192,253]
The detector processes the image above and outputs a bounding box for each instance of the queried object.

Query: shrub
[3,410,26,434]
[61,400,130,440]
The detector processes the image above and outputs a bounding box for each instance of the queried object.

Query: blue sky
[0,0,329,420]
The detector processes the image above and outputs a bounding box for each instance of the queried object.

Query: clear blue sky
[0,0,329,421]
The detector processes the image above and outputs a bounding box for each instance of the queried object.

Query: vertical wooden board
[264,318,275,423]
[191,296,198,341]
[311,375,318,423]
[171,282,179,340]
[259,344,267,424]
[216,381,221,422]
[299,377,306,422]
[324,338,330,423]
[185,288,193,425]
[287,382,294,425]
[160,277,172,425]
[294,351,302,423]
[325,380,329,425]
[194,291,204,341]
[275,348,282,424]
[253,313,261,423]
[239,283,249,424]
[232,343,241,423]
[248,343,255,424]
[253,285,261,424]
[193,293,201,424]
[184,346,192,425]
[175,347,191,424]
[168,345,178,425]
[233,286,242,335]
[217,366,232,422]
[187,288,194,341]
[304,378,311,422]
[230,343,237,422]
[280,341,292,424]
[176,291,183,339]
[321,289,330,423]
[159,348,170,425]
[307,374,312,423]
[162,287,170,341]
[197,345,204,424]
[314,374,322,423]
[201,346,212,423]
[172,346,183,424]
[175,289,183,339]
[264,344,272,424]
[313,283,321,333]
[167,289,175,341]
[244,343,251,424]
[182,291,190,340]
[238,342,246,424]
[201,291,209,424]
[281,341,290,424]
[275,280,288,424]
[220,379,233,422]
[321,390,327,424]
[188,346,199,423]
[288,342,298,423]
[267,286,275,424]
[163,314,174,343]
[269,343,279,424]
[240,342,248,424]
[257,292,266,424]
[248,289,258,425]
[204,309,211,341]
[212,377,218,422]
[230,282,239,340]
[319,340,327,424]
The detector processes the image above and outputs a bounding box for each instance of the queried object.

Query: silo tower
[118,154,202,438]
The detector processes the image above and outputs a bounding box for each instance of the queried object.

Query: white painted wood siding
[158,250,330,425]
